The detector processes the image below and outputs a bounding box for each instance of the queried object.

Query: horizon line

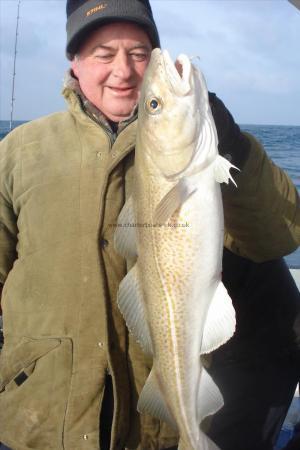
[1,119,300,128]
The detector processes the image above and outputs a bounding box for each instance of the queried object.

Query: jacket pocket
[0,336,73,450]
[0,336,60,391]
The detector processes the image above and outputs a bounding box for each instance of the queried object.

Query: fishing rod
[9,0,21,132]
[288,0,300,11]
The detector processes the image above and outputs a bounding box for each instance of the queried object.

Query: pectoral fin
[154,177,197,224]
[214,155,239,186]
[117,264,153,355]
[201,281,236,354]
[138,368,177,429]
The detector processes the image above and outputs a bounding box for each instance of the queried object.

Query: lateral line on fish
[152,232,193,440]
[149,180,199,441]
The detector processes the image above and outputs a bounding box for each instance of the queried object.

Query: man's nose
[112,52,133,80]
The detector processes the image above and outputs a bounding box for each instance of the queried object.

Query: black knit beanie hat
[66,0,160,60]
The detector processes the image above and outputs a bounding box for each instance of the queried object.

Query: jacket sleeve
[209,93,300,263]
[0,134,18,286]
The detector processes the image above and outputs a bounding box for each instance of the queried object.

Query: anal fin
[117,264,153,356]
[137,368,177,430]
[114,196,137,259]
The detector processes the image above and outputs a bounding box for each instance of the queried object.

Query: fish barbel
[114,48,237,450]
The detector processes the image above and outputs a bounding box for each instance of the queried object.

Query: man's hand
[209,92,250,169]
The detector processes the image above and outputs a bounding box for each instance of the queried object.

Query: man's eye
[131,53,148,61]
[95,54,113,61]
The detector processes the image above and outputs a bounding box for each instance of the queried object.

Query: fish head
[137,48,214,179]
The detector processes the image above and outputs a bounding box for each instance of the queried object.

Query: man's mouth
[108,86,136,96]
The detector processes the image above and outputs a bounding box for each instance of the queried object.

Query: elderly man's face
[71,22,152,122]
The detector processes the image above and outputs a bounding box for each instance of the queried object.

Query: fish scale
[114,48,237,450]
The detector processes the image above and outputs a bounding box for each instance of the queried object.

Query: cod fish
[114,48,237,450]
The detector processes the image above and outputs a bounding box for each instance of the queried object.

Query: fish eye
[150,99,158,109]
[145,97,163,115]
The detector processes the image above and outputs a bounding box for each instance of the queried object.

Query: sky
[0,0,300,125]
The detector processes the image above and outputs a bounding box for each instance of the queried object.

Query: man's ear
[71,57,79,78]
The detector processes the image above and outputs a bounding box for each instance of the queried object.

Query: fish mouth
[144,49,197,179]
[161,49,192,96]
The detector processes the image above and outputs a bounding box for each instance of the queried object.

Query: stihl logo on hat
[86,3,107,17]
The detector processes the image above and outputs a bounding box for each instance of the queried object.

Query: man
[0,1,299,449]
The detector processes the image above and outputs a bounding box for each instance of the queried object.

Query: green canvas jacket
[0,87,299,450]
